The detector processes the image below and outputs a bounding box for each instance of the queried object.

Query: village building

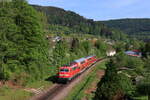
[125,50,142,57]
[106,49,116,56]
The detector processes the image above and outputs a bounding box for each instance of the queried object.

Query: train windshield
[60,69,69,72]
[70,62,76,65]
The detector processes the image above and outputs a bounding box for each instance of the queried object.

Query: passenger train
[58,55,97,82]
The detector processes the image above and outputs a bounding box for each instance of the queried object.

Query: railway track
[30,58,105,100]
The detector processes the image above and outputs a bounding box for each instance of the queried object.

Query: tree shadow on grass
[45,75,58,83]
[72,76,91,100]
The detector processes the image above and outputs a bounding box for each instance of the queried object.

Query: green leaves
[94,59,134,100]
[95,40,107,57]
[0,0,50,82]
[52,41,69,67]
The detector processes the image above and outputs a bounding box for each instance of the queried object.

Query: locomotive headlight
[59,74,63,76]
[64,74,69,76]
[59,74,69,76]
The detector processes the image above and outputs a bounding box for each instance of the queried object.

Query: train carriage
[74,58,87,71]
[58,55,97,82]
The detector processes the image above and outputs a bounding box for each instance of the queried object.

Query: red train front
[58,55,97,82]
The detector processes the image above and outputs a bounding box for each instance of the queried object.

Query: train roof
[74,58,86,63]
[125,51,135,54]
[85,55,95,59]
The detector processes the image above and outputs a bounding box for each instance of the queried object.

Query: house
[106,49,116,56]
[52,36,62,42]
[125,50,142,57]
[132,76,144,85]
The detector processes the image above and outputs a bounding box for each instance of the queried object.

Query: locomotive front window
[81,61,85,64]
[70,62,76,65]
[60,69,69,72]
[88,58,91,60]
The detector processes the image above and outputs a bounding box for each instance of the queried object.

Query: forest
[32,5,129,41]
[102,18,150,41]
[0,0,111,85]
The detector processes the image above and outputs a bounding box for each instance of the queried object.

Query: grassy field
[0,61,106,100]
[0,85,32,100]
[133,96,148,100]
[0,80,53,100]
[64,61,106,100]
[25,80,52,89]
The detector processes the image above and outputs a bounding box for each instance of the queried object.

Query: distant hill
[32,5,105,35]
[31,5,128,41]
[32,5,90,27]
[102,18,150,41]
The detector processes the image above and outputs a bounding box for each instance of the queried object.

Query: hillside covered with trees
[0,0,51,83]
[32,5,128,41]
[102,18,150,41]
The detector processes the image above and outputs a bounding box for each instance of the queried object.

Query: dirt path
[30,59,106,100]
[82,70,105,100]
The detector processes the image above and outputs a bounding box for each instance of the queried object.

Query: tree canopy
[0,0,50,83]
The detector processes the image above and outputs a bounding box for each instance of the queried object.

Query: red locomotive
[58,55,97,82]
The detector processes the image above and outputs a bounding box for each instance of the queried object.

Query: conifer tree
[94,59,133,100]
[0,1,19,80]
[70,38,79,53]
[52,41,69,71]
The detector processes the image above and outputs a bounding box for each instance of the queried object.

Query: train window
[60,69,69,72]
[88,58,91,60]
[81,61,85,64]
[70,62,76,66]
[63,64,70,67]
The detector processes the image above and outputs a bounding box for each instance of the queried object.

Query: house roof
[125,51,141,55]
[125,51,135,54]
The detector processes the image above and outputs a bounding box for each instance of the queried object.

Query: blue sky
[28,0,150,20]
